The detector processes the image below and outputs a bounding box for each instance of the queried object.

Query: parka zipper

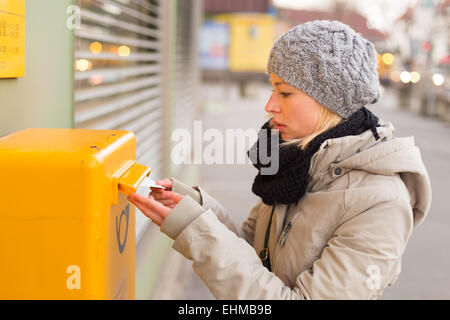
[273,207,301,272]
[279,221,292,247]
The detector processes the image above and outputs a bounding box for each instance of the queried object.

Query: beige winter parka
[160,118,432,299]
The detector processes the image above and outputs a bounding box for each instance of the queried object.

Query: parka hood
[309,118,432,228]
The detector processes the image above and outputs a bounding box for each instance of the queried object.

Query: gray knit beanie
[267,20,380,119]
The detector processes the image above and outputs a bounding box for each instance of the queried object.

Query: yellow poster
[0,0,25,78]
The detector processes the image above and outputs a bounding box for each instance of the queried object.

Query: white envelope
[139,176,166,190]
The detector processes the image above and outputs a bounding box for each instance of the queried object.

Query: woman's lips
[273,120,286,130]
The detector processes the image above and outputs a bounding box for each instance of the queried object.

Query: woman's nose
[265,93,280,113]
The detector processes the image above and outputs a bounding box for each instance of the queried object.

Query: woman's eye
[271,90,291,97]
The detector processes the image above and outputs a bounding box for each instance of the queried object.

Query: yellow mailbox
[0,128,153,299]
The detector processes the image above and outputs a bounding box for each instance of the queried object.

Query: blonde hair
[267,104,345,151]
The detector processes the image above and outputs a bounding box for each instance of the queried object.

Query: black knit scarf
[247,107,380,206]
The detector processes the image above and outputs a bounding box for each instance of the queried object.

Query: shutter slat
[75,51,162,62]
[75,29,162,50]
[80,9,161,39]
[75,76,162,102]
[77,98,161,130]
[128,0,162,15]
[75,88,161,124]
[102,0,162,26]
[75,65,161,81]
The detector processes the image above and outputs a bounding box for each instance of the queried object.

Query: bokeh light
[390,71,400,83]
[432,74,444,86]
[400,71,411,84]
[118,46,131,57]
[382,53,394,65]
[410,71,420,84]
[90,42,103,54]
[76,59,90,72]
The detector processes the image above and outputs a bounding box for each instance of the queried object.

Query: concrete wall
[0,0,74,137]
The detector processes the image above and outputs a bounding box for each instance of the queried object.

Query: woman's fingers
[127,190,184,227]
[150,190,183,205]
[157,199,176,206]
[168,191,183,204]
[155,178,173,191]
[149,190,169,200]
[148,191,184,212]
[128,194,162,225]
[127,193,171,226]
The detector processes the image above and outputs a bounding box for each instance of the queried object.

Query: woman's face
[265,73,322,140]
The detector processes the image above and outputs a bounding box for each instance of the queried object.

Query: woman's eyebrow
[268,79,284,87]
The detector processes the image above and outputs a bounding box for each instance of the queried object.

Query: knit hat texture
[267,20,380,119]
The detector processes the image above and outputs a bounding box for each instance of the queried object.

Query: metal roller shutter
[74,0,165,239]
[176,0,199,130]
[169,0,200,175]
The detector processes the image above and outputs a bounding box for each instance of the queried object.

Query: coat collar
[308,118,396,191]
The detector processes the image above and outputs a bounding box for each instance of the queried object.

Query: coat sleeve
[170,177,202,204]
[163,193,413,300]
[169,177,261,244]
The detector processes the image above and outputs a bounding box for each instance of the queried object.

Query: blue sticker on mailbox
[115,204,129,254]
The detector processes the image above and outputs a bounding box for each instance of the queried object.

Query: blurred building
[200,0,394,97]
[204,0,270,14]
[212,13,276,73]
[388,0,449,121]
[277,7,387,45]
[201,0,276,96]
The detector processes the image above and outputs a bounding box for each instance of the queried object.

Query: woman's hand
[147,178,184,209]
[127,179,183,226]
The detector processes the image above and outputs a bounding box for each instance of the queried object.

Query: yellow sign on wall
[214,13,276,73]
[0,0,25,78]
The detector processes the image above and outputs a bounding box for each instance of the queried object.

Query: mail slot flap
[111,161,151,205]
[118,163,151,196]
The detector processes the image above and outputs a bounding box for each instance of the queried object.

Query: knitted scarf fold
[247,107,380,206]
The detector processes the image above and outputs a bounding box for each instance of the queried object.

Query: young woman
[128,20,432,299]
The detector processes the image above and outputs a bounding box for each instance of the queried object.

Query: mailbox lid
[0,128,133,155]
[0,128,137,299]
[0,128,137,219]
